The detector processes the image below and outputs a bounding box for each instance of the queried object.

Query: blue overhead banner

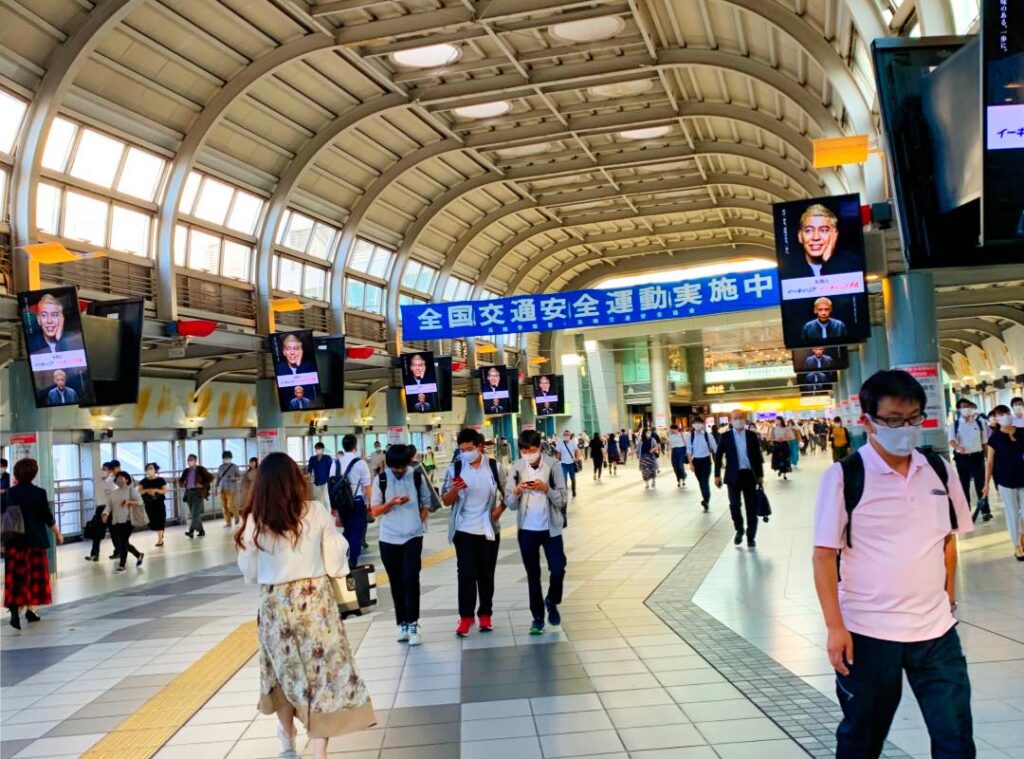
[401,268,781,340]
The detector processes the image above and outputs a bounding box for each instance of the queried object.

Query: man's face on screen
[410,355,427,379]
[38,301,63,341]
[283,339,302,366]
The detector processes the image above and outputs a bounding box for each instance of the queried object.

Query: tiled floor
[1,450,1022,758]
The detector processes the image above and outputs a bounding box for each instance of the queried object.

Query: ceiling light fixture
[496,142,551,158]
[588,79,653,98]
[619,126,671,140]
[391,43,461,68]
[550,15,626,43]
[452,101,512,119]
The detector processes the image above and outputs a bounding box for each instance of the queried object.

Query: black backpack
[377,468,423,502]
[328,459,362,518]
[839,449,958,549]
[454,456,500,486]
[953,416,986,444]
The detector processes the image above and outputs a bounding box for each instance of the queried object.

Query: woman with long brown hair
[235,452,374,758]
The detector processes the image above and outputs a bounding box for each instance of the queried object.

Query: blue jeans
[561,463,576,496]
[342,499,367,569]
[670,447,688,483]
[836,626,974,758]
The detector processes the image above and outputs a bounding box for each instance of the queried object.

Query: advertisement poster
[269,330,323,412]
[479,365,511,415]
[401,351,439,414]
[895,363,944,429]
[18,286,93,408]
[9,432,38,463]
[388,426,405,445]
[257,429,282,459]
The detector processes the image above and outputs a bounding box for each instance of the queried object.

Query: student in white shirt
[668,425,688,487]
[505,429,568,635]
[335,434,372,568]
[441,428,507,637]
[371,444,432,646]
[1011,397,1024,429]
[556,430,579,498]
[236,453,375,759]
[687,419,718,511]
[947,398,991,521]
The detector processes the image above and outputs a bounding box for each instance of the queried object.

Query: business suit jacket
[26,331,84,356]
[290,397,312,410]
[714,429,764,485]
[801,317,847,342]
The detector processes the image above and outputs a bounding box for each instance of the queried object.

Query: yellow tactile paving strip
[79,529,514,759]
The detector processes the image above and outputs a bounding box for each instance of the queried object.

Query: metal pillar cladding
[860,324,891,380]
[648,334,672,431]
[465,392,484,429]
[884,272,946,452]
[9,361,57,573]
[584,340,621,435]
[255,379,285,457]
[386,389,408,443]
[846,348,866,448]
[684,343,706,402]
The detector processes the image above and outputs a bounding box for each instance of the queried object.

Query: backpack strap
[378,471,388,500]
[923,452,959,532]
[414,467,423,496]
[839,451,865,548]
[488,458,500,485]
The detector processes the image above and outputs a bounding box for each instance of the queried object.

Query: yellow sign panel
[812,135,870,168]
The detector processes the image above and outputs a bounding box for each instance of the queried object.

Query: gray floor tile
[533,709,613,735]
[618,724,707,751]
[379,743,460,759]
[696,717,788,744]
[460,736,543,759]
[459,716,536,742]
[461,700,532,721]
[606,704,690,729]
[385,704,460,728]
[382,722,459,748]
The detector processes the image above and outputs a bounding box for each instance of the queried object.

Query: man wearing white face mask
[714,411,765,547]
[1011,396,1024,429]
[812,370,975,757]
[947,398,991,522]
[442,428,508,637]
[687,419,717,511]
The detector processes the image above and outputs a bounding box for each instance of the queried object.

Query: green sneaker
[529,619,545,635]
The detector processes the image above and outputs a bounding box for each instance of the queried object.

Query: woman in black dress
[4,458,63,629]
[589,432,605,482]
[139,462,168,547]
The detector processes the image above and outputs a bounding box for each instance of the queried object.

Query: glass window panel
[70,129,124,188]
[416,265,436,292]
[36,183,61,234]
[442,277,458,301]
[145,441,173,473]
[284,212,314,252]
[401,261,421,289]
[0,91,27,154]
[0,169,5,217]
[180,171,201,214]
[350,238,376,272]
[364,282,383,314]
[64,191,108,245]
[307,223,335,259]
[278,256,303,293]
[114,441,145,478]
[52,444,81,480]
[227,190,263,234]
[367,246,392,278]
[346,278,365,309]
[951,0,979,33]
[199,439,223,467]
[193,176,233,224]
[303,265,326,300]
[183,439,199,463]
[42,117,78,172]
[117,148,165,201]
[174,224,188,266]
[110,205,150,256]
[225,439,246,464]
[188,228,221,274]
[246,438,259,462]
[222,240,251,280]
[286,436,306,462]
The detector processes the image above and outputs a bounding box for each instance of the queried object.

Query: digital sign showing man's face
[814,299,833,322]
[812,347,825,358]
[54,370,67,389]
[487,368,501,387]
[409,354,427,379]
[798,205,839,263]
[37,294,64,341]
[538,376,551,393]
[293,385,304,399]
[283,336,303,366]
[417,393,426,403]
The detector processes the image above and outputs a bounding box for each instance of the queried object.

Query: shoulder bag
[1,500,25,544]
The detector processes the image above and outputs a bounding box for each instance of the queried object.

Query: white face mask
[870,422,921,457]
[731,419,746,431]
[525,451,541,465]
[997,414,1012,427]
[459,450,479,466]
[958,408,973,418]
[1013,406,1024,416]
[693,423,704,432]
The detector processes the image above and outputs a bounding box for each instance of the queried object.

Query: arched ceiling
[3,0,885,338]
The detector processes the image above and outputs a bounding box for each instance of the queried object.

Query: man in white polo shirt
[948,397,991,522]
[812,370,975,758]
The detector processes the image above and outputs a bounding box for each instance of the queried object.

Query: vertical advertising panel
[480,365,511,416]
[18,286,93,408]
[401,351,439,413]
[532,374,565,416]
[269,330,323,412]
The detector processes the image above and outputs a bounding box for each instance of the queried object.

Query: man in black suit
[413,393,431,413]
[26,293,84,356]
[801,298,847,342]
[714,409,765,548]
[803,347,835,371]
[289,385,312,410]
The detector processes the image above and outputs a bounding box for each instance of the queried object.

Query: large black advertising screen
[401,350,439,413]
[532,374,564,416]
[18,286,93,408]
[791,346,849,373]
[480,365,511,416]
[982,0,1024,245]
[773,193,870,349]
[269,330,323,412]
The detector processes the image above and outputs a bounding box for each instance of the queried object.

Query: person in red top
[812,370,975,758]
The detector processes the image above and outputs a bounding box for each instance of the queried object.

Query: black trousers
[109,522,140,568]
[453,531,500,619]
[836,627,974,758]
[692,456,712,504]
[670,447,688,483]
[378,537,422,625]
[953,452,988,512]
[89,505,107,557]
[517,529,566,622]
[726,469,759,540]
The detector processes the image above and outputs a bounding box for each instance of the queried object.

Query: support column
[585,340,621,435]
[845,348,866,449]
[860,324,891,379]
[464,392,484,430]
[884,272,947,452]
[684,343,706,404]
[255,378,285,458]
[559,354,585,434]
[612,354,628,433]
[648,335,671,430]
[9,361,57,575]
[386,388,408,443]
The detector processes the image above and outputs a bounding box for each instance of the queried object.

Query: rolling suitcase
[338,563,378,618]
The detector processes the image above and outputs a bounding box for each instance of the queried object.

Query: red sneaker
[478,615,494,632]
[455,617,473,637]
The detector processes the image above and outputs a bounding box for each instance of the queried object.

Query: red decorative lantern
[172,319,218,338]
[452,361,466,372]
[347,346,374,360]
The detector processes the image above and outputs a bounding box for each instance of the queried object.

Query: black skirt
[143,495,166,530]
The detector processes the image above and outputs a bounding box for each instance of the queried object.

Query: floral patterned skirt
[257,575,375,738]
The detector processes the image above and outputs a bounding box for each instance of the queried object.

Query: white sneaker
[276,723,298,757]
[408,622,422,646]
[397,623,409,642]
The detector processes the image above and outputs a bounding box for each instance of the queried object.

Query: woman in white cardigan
[236,453,375,759]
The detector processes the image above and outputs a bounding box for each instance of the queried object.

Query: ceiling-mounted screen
[532,374,565,416]
[18,286,93,408]
[269,330,323,412]
[480,365,511,416]
[401,350,438,413]
[791,346,850,373]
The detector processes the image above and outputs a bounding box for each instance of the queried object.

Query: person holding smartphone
[371,444,432,646]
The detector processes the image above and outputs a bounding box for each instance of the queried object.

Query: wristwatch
[950,600,959,615]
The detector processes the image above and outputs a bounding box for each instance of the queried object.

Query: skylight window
[0,90,27,154]
[226,190,263,234]
[550,15,625,43]
[452,101,511,119]
[588,79,653,99]
[619,126,671,140]
[193,177,234,225]
[41,118,78,172]
[63,191,108,246]
[117,148,166,202]
[391,43,460,68]
[70,129,124,188]
[110,206,150,256]
[496,143,551,159]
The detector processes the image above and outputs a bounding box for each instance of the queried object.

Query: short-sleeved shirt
[455,460,496,536]
[812,443,974,643]
[947,416,987,454]
[336,452,371,501]
[668,432,686,449]
[687,430,716,459]
[557,440,577,465]
[987,429,1024,489]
